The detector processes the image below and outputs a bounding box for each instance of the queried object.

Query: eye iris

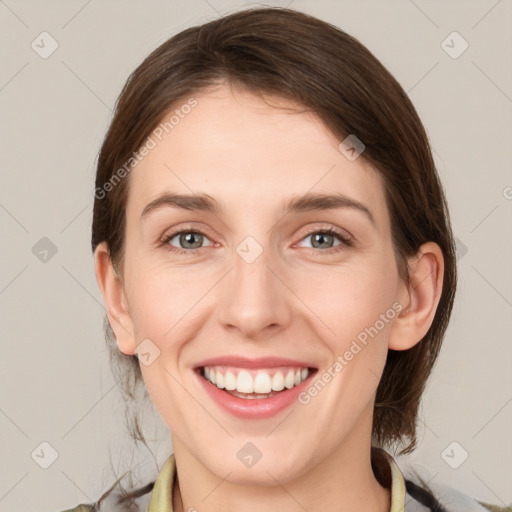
[312,232,334,249]
[170,230,341,251]
[180,232,203,249]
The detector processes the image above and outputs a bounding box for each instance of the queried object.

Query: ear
[388,241,444,351]
[94,241,137,356]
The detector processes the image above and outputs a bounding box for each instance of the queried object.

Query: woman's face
[114,83,410,483]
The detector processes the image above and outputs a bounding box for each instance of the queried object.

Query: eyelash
[159,224,353,256]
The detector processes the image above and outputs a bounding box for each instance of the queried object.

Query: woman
[65,7,509,512]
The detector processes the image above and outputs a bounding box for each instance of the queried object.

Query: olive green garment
[62,452,512,511]
[146,453,512,512]
[145,452,408,511]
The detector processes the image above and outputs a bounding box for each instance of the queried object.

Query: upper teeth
[203,366,309,394]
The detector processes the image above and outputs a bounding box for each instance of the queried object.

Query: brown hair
[90,6,456,508]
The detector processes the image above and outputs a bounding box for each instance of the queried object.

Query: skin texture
[95,83,444,512]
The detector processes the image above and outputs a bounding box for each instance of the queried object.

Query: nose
[217,241,293,340]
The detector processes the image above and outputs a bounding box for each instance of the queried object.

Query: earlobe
[94,242,137,356]
[388,242,444,351]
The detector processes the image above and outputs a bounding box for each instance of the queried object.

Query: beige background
[0,0,511,510]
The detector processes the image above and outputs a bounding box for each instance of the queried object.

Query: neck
[171,407,391,512]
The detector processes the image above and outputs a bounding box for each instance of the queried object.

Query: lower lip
[195,369,316,420]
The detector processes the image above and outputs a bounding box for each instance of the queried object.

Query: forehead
[126,84,388,226]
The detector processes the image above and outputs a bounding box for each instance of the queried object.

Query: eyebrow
[140,192,376,226]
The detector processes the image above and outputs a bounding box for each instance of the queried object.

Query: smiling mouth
[197,365,317,400]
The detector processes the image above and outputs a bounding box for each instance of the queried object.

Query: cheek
[138,360,187,436]
[301,258,398,348]
[124,259,213,342]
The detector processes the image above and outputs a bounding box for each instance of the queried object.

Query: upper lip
[195,355,316,369]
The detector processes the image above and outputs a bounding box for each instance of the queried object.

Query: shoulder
[59,481,153,512]
[59,490,153,512]
[481,505,512,512]
[404,476,512,512]
[58,456,169,512]
[61,506,95,512]
[372,448,510,512]
[478,504,512,512]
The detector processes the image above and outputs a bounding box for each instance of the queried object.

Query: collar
[148,450,407,512]
[385,450,408,512]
